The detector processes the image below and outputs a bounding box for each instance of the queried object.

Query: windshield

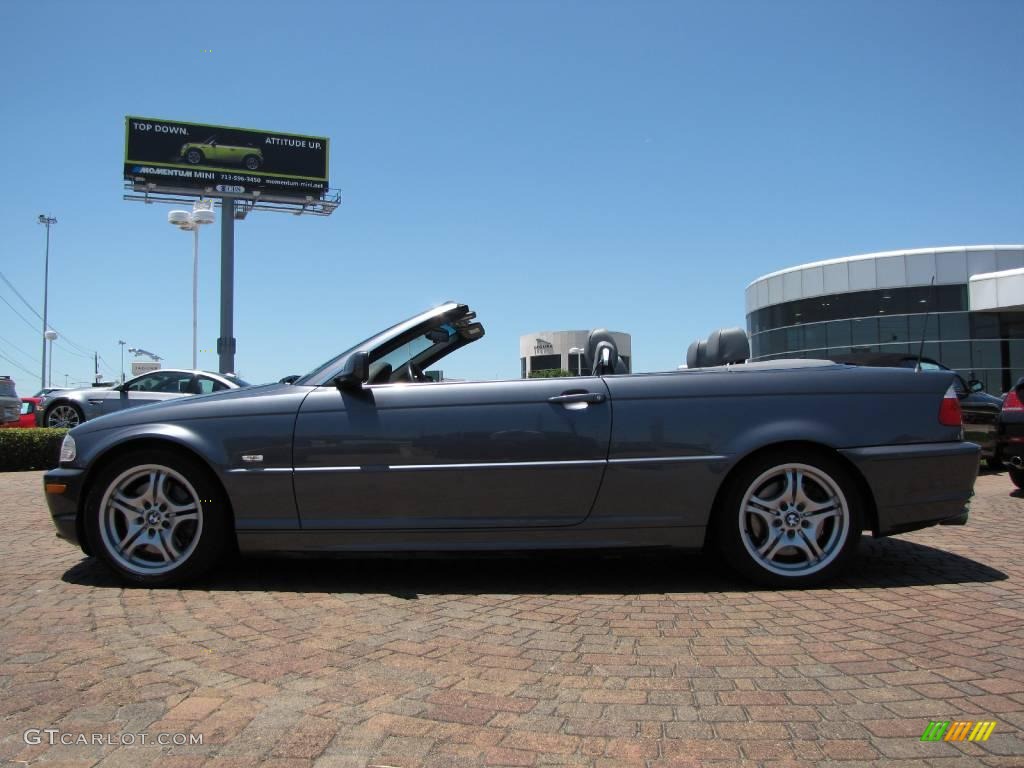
[294,302,464,386]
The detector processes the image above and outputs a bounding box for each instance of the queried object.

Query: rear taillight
[938,384,962,427]
[1003,389,1024,412]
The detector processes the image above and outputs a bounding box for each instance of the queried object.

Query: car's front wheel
[46,402,83,428]
[185,148,203,164]
[84,449,229,586]
[717,451,864,588]
[243,154,261,170]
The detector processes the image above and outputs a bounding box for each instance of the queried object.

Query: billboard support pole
[218,198,236,374]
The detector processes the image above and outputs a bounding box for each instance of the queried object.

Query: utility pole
[37,214,57,391]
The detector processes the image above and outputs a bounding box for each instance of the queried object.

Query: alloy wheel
[738,462,850,577]
[98,464,204,576]
[47,404,80,428]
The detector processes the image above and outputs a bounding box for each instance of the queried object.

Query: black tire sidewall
[1010,468,1024,489]
[84,448,229,586]
[717,450,864,588]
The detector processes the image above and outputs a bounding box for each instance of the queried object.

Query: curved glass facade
[747,285,1024,394]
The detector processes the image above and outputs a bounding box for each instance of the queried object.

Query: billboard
[124,116,329,198]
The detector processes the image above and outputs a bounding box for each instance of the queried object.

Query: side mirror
[278,374,300,384]
[968,379,985,393]
[333,351,368,391]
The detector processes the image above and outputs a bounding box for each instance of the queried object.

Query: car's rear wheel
[185,148,203,164]
[84,449,229,586]
[243,154,260,170]
[717,451,864,588]
[1009,468,1024,489]
[46,402,83,428]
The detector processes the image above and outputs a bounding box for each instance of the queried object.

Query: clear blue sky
[2,0,1022,388]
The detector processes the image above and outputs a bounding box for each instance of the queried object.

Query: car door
[293,377,612,529]
[102,371,196,414]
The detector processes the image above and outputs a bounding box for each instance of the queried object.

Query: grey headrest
[686,339,707,369]
[587,328,627,375]
[705,327,750,366]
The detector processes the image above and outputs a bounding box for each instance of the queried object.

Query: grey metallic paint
[44,327,978,557]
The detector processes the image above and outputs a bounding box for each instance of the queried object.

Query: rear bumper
[840,442,979,537]
[43,467,87,549]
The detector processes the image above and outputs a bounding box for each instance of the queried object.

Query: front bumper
[840,441,979,536]
[43,467,87,549]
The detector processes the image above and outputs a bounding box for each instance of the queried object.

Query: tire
[243,154,261,170]
[45,401,84,428]
[1009,468,1024,490]
[185,148,204,164]
[84,448,229,586]
[717,450,864,588]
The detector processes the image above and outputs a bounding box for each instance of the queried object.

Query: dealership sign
[124,116,329,198]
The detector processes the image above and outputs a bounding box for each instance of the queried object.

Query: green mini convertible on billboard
[124,116,329,198]
[179,136,264,170]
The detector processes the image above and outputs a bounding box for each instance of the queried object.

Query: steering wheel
[403,361,430,383]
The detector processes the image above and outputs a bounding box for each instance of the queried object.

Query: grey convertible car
[38,369,247,428]
[43,302,979,588]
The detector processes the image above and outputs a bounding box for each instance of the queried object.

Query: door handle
[547,392,606,404]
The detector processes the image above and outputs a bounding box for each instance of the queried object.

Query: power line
[0,271,94,355]
[0,351,37,380]
[0,272,43,322]
[0,294,39,334]
[0,334,41,368]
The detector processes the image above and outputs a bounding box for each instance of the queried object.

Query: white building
[519,330,631,377]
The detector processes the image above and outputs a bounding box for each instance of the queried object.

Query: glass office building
[745,246,1024,394]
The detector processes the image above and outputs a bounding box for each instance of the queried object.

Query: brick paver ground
[1,468,1022,767]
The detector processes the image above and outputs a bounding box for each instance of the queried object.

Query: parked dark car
[828,352,1002,466]
[997,377,1024,488]
[0,376,21,426]
[43,302,978,589]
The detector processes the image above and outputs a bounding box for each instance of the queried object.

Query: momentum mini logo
[921,720,997,742]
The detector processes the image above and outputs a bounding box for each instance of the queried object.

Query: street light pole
[168,201,214,370]
[44,330,58,388]
[191,224,199,369]
[37,215,57,391]
[118,340,126,383]
[569,346,585,376]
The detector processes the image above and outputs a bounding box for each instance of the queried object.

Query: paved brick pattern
[1,469,1022,767]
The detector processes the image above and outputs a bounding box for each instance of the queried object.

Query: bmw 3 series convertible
[44,301,979,588]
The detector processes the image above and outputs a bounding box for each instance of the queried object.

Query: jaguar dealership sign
[124,116,329,198]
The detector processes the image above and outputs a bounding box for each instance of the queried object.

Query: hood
[70,382,311,435]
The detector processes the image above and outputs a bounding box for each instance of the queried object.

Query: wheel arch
[76,436,235,555]
[704,440,879,549]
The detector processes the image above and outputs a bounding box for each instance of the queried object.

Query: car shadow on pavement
[61,535,1006,595]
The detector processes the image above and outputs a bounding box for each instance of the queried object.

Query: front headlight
[59,434,77,463]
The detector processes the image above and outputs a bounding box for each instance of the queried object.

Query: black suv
[0,376,20,426]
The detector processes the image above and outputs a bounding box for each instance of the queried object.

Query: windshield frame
[295,301,470,386]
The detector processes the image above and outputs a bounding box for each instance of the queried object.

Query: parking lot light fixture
[37,214,57,391]
[44,330,58,388]
[167,201,216,369]
[569,347,585,376]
